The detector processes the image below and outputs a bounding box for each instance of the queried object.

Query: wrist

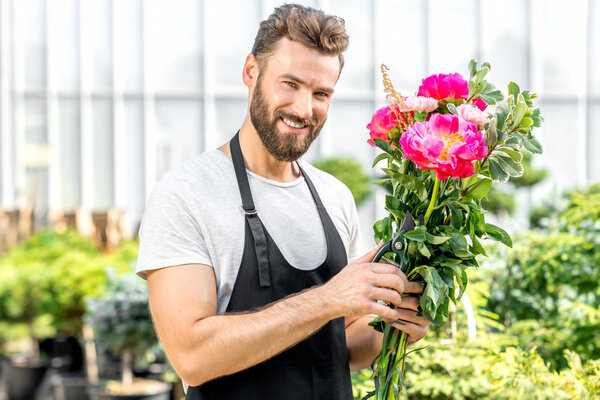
[303,284,340,321]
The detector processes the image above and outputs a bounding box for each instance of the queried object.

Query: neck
[219,117,302,183]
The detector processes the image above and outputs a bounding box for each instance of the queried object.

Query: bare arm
[148,247,418,386]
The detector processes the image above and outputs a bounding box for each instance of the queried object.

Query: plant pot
[4,359,50,400]
[52,374,99,400]
[88,379,171,400]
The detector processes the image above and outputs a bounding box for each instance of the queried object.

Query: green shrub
[351,339,600,399]
[0,231,136,357]
[313,157,372,206]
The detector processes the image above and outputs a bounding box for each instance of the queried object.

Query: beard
[250,75,326,162]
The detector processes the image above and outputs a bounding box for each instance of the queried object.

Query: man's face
[249,38,340,162]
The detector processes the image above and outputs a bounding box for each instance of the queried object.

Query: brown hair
[251,4,349,70]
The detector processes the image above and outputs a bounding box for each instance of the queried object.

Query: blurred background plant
[313,156,372,206]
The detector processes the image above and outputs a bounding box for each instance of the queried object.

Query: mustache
[275,110,317,127]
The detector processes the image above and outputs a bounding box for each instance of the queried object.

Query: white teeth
[282,117,305,129]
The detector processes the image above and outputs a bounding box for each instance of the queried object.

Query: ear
[242,54,259,88]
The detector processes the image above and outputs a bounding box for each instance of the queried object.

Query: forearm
[173,287,334,386]
[346,315,382,371]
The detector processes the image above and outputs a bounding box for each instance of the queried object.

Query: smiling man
[137,4,430,399]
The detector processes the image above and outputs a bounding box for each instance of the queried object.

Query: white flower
[400,96,439,113]
[457,104,491,126]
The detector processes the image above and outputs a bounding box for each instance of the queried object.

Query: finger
[391,320,429,342]
[394,296,419,311]
[370,288,403,308]
[369,301,403,321]
[369,271,406,293]
[350,242,386,265]
[403,281,424,294]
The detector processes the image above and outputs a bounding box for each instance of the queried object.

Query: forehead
[261,38,341,88]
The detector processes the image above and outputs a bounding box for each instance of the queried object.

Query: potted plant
[47,238,139,400]
[85,270,170,400]
[0,230,129,400]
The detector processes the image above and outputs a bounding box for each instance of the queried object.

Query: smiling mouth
[281,117,306,129]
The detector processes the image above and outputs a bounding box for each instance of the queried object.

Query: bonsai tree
[313,156,372,206]
[85,270,166,395]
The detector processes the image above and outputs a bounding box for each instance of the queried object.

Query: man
[137,4,430,399]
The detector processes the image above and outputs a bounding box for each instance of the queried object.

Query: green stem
[424,178,441,225]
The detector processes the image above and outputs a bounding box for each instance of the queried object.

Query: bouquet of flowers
[365,59,543,399]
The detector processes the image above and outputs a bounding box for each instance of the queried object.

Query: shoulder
[149,150,234,202]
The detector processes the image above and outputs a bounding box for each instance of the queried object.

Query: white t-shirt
[137,149,364,313]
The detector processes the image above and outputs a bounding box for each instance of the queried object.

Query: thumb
[350,241,386,265]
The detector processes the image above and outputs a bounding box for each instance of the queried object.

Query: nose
[291,91,313,119]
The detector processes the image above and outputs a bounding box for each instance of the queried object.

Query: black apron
[186,132,353,399]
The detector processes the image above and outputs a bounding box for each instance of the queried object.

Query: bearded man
[137,4,430,399]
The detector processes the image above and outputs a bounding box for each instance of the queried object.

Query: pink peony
[399,114,487,180]
[457,104,490,127]
[399,96,439,113]
[367,105,399,148]
[472,98,488,111]
[417,73,469,101]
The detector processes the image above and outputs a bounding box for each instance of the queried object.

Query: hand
[316,244,424,322]
[385,295,431,345]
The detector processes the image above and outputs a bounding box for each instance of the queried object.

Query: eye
[284,81,298,88]
[314,91,329,98]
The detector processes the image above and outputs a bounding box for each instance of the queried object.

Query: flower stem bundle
[365,59,544,399]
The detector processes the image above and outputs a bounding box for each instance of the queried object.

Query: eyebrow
[280,73,335,94]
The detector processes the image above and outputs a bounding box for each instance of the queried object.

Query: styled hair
[251,4,349,70]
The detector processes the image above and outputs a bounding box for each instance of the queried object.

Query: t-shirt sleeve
[136,175,212,280]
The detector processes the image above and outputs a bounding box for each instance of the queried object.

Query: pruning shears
[371,211,418,273]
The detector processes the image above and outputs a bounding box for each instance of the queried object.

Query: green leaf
[447,202,463,230]
[520,117,534,127]
[372,152,390,168]
[508,81,520,99]
[512,102,527,127]
[475,66,489,83]
[488,158,509,183]
[495,154,524,177]
[385,195,402,211]
[469,234,487,257]
[373,138,394,156]
[374,178,392,187]
[523,137,543,154]
[426,235,451,245]
[485,223,512,247]
[495,103,510,132]
[405,226,427,242]
[496,147,523,163]
[417,242,431,258]
[446,103,458,115]
[381,169,428,201]
[465,178,492,200]
[468,59,478,79]
[478,89,504,104]
[449,233,468,251]
[417,267,447,321]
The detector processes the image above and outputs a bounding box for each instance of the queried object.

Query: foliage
[313,156,372,206]
[352,341,600,400]
[0,231,98,336]
[0,230,136,356]
[487,231,599,322]
[481,186,516,215]
[508,303,600,371]
[85,270,157,359]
